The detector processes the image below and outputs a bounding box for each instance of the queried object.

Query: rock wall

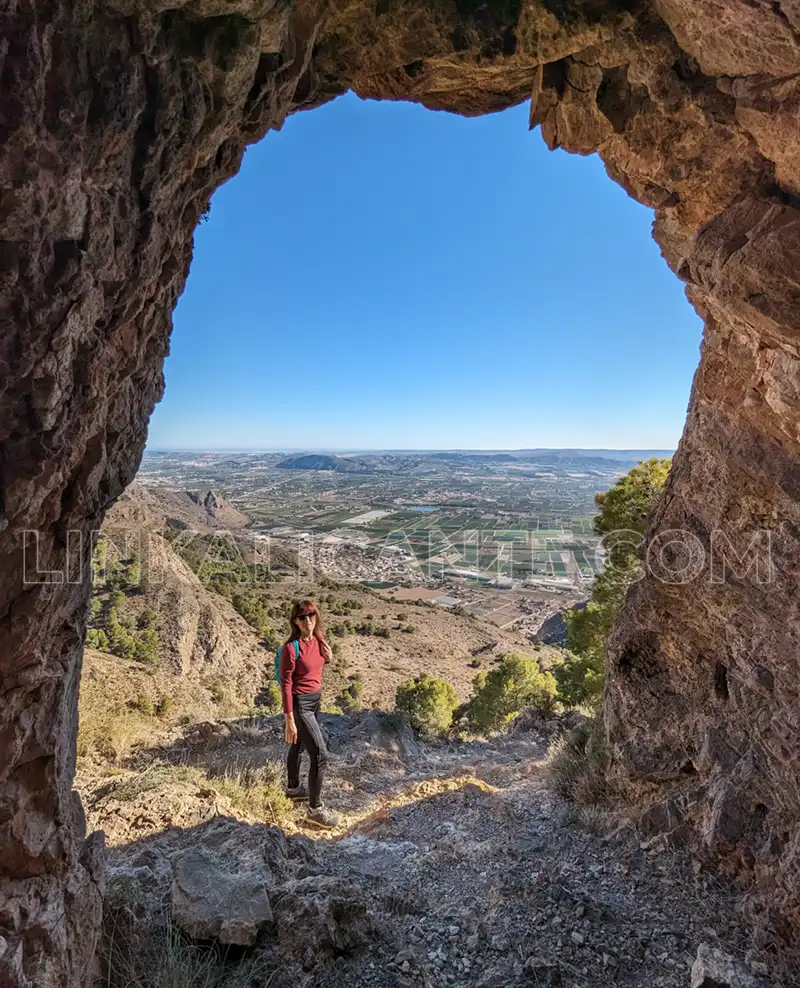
[1,0,798,983]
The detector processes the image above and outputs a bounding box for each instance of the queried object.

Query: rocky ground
[96,711,794,988]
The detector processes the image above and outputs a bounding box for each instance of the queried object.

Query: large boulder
[272,875,373,967]
[348,710,421,759]
[171,848,273,946]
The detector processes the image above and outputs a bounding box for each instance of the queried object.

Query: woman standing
[280,598,342,829]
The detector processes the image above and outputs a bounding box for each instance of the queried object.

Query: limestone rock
[273,875,373,962]
[171,848,273,946]
[348,709,421,759]
[690,944,759,988]
[4,0,800,982]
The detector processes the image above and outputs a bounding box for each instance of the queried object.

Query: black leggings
[287,690,328,809]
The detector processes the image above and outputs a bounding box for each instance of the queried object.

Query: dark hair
[286,598,326,646]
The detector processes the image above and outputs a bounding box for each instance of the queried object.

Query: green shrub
[137,608,158,630]
[552,648,604,709]
[132,693,155,717]
[397,613,408,621]
[133,626,159,667]
[85,628,110,651]
[336,674,364,712]
[206,678,227,704]
[255,680,282,714]
[465,653,558,733]
[563,457,672,705]
[401,624,416,634]
[154,695,174,718]
[106,608,137,661]
[395,675,459,737]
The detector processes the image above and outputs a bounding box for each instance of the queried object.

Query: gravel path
[297,727,776,988]
[102,714,791,988]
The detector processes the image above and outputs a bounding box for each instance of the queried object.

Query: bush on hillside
[133,626,160,666]
[552,648,604,709]
[395,675,459,737]
[564,457,672,705]
[206,677,227,704]
[132,693,155,717]
[547,718,609,804]
[465,653,558,733]
[85,628,109,651]
[106,607,137,661]
[336,674,364,711]
[254,679,282,714]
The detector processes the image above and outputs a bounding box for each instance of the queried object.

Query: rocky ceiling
[1,0,799,984]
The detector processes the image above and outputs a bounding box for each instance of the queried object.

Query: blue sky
[147,92,702,451]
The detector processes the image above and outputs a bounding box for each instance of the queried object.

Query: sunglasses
[296,611,316,620]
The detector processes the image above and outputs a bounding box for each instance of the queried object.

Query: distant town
[138,447,672,635]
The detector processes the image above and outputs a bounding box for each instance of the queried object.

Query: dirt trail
[98,713,788,988]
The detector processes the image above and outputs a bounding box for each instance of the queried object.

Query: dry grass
[205,760,292,822]
[545,719,610,805]
[99,904,275,988]
[77,709,161,762]
[104,759,293,826]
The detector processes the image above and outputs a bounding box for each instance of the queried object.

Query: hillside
[75,485,792,988]
[106,482,250,531]
[78,482,566,771]
[275,453,377,473]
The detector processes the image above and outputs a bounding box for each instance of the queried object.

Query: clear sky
[146,92,703,451]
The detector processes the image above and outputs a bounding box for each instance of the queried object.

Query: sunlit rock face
[1,0,799,983]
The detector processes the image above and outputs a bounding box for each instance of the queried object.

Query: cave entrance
[5,3,800,984]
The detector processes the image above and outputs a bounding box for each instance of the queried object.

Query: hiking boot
[306,804,341,829]
[285,783,309,801]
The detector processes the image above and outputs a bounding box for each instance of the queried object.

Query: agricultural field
[137,447,664,610]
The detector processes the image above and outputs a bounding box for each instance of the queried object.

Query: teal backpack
[275,639,300,683]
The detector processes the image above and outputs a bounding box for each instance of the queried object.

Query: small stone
[401,960,411,974]
[570,932,585,945]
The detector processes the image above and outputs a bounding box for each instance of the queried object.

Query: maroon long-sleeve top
[280,636,328,714]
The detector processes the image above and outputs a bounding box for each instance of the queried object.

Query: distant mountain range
[270,448,673,475]
[275,453,378,473]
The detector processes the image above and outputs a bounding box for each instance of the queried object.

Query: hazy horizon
[143,445,676,454]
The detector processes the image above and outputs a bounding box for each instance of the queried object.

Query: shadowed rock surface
[2,0,800,984]
[97,713,783,988]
